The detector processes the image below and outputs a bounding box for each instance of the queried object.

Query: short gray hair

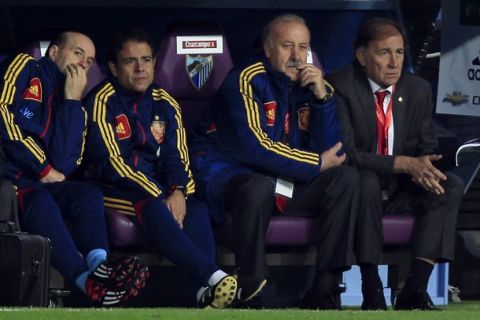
[261,14,307,49]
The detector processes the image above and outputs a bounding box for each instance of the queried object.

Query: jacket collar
[259,55,292,89]
[109,77,153,102]
[39,57,65,87]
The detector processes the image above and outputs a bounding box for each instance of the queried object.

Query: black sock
[402,259,434,293]
[360,263,382,292]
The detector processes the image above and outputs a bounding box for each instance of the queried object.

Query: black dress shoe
[234,275,267,302]
[232,296,265,309]
[361,288,387,310]
[301,291,341,310]
[394,290,441,310]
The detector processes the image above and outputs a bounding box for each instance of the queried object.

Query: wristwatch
[318,80,334,103]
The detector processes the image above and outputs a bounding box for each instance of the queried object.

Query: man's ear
[48,45,59,61]
[152,57,156,68]
[108,61,117,77]
[263,43,271,59]
[356,47,366,67]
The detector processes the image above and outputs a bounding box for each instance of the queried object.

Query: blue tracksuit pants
[101,186,217,286]
[17,181,109,284]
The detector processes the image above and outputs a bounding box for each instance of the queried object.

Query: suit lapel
[392,75,407,154]
[353,67,377,148]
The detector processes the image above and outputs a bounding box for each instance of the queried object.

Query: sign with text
[437,0,480,116]
[176,35,223,54]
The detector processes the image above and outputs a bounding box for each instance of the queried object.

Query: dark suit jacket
[0,139,4,187]
[327,64,438,187]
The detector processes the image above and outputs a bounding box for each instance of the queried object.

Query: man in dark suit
[327,18,464,310]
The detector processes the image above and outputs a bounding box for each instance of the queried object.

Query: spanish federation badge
[186,55,213,90]
[150,115,166,144]
[297,104,310,131]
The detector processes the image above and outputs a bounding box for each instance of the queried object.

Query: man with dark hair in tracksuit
[83,28,261,308]
[0,31,148,306]
[189,14,360,309]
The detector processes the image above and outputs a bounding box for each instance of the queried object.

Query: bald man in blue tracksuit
[0,31,146,306]
[189,14,360,309]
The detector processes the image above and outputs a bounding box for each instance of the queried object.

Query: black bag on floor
[0,222,51,307]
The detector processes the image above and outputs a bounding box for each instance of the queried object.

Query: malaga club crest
[186,55,213,90]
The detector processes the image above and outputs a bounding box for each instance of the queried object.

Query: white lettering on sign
[183,40,217,49]
[176,36,223,54]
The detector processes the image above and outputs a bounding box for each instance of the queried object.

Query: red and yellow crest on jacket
[22,78,42,102]
[115,114,131,140]
[263,101,277,126]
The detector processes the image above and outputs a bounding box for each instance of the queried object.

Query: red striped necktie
[375,90,392,155]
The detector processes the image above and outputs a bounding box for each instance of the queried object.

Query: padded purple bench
[215,215,415,246]
[106,209,414,249]
[106,208,414,302]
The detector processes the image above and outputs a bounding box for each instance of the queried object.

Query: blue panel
[340,263,449,306]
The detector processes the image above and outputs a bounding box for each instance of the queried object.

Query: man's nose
[388,54,399,68]
[291,47,301,61]
[135,61,144,72]
[78,58,87,69]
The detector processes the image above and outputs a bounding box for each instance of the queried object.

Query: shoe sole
[242,279,267,302]
[111,256,150,302]
[211,275,238,308]
[110,256,141,286]
[124,266,150,300]
[98,269,149,307]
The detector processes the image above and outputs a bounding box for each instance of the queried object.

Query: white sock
[208,270,228,287]
[196,286,208,302]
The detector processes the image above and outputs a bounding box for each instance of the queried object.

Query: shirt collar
[367,78,393,95]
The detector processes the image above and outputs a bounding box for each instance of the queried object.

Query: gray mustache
[285,61,299,68]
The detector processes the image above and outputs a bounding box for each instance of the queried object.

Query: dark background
[0,0,477,141]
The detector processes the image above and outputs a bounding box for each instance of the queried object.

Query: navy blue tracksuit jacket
[190,55,342,220]
[0,54,87,185]
[83,78,195,199]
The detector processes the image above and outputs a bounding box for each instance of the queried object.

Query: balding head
[47,31,96,73]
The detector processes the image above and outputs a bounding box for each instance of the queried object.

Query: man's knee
[141,197,169,216]
[186,198,210,220]
[19,188,61,224]
[68,182,104,204]
[359,169,382,196]
[184,198,213,231]
[19,188,50,210]
[225,173,275,225]
[229,173,274,203]
[0,179,17,205]
[0,179,15,195]
[326,166,361,192]
[444,172,465,199]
